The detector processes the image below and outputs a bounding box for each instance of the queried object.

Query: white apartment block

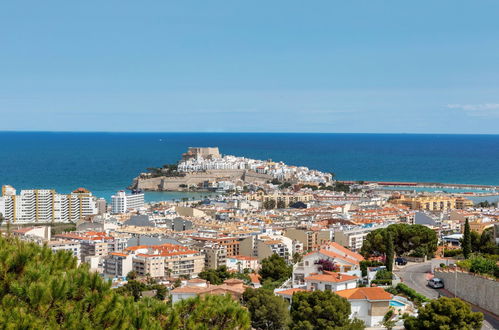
[0,185,98,223]
[111,190,145,214]
[47,240,81,260]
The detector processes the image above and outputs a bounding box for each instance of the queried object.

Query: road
[395,262,498,330]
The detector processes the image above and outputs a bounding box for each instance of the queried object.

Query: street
[395,262,498,330]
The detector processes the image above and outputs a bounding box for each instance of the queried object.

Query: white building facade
[111,191,145,214]
[0,185,98,223]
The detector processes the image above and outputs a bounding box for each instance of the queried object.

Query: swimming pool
[390,300,405,307]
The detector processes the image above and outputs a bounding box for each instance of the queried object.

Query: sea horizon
[1,131,498,202]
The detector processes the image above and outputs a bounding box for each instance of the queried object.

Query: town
[1,148,498,329]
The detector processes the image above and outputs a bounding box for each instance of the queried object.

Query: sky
[1,1,499,133]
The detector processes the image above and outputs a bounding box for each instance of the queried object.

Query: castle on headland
[182,147,221,161]
[131,147,333,192]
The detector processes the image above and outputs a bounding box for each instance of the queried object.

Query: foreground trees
[290,290,364,330]
[242,288,291,330]
[360,224,438,258]
[259,254,292,287]
[404,297,483,330]
[0,237,250,329]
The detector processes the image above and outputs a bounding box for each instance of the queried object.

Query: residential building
[111,190,145,214]
[55,231,128,261]
[248,192,314,208]
[204,245,227,269]
[103,252,134,277]
[125,244,204,279]
[0,185,98,223]
[226,255,259,272]
[292,247,361,286]
[170,278,246,304]
[334,224,388,252]
[284,228,331,251]
[47,239,81,260]
[391,194,472,211]
[336,287,392,327]
[305,272,358,291]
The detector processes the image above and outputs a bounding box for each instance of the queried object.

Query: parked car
[395,257,407,265]
[428,278,444,289]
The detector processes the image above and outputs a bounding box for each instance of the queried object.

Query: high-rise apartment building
[0,185,98,223]
[111,190,145,214]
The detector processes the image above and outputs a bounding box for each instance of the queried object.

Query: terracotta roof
[248,273,261,284]
[305,249,360,265]
[109,252,128,257]
[275,288,307,296]
[187,279,207,283]
[170,286,206,294]
[324,242,365,262]
[224,278,244,284]
[304,273,358,283]
[231,255,258,261]
[335,287,392,301]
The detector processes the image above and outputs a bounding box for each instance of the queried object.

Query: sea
[0,132,498,203]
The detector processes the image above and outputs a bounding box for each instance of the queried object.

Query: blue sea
[0,132,498,202]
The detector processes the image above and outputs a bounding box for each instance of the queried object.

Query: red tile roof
[336,287,392,301]
[275,288,308,296]
[304,273,358,283]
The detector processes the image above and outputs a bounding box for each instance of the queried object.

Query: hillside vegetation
[0,237,250,329]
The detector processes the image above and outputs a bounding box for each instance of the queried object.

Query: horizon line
[0,130,499,136]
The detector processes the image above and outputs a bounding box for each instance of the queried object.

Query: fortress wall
[134,169,271,191]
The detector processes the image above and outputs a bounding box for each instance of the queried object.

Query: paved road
[395,262,498,330]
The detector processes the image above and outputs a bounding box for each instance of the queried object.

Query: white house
[226,255,259,272]
[336,287,392,327]
[304,272,358,292]
[292,246,362,286]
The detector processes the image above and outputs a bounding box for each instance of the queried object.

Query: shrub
[443,249,462,257]
[396,283,430,305]
[469,256,497,276]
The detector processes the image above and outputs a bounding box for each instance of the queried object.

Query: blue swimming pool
[390,300,405,307]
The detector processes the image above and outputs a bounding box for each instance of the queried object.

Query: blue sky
[1,1,499,133]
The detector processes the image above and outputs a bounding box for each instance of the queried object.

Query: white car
[428,278,444,289]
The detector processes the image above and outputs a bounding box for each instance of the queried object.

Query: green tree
[404,297,483,330]
[478,227,499,254]
[361,224,437,258]
[290,290,364,330]
[115,280,147,301]
[0,212,4,236]
[259,254,292,284]
[463,219,472,259]
[263,199,276,210]
[0,236,249,329]
[154,284,167,301]
[470,231,481,252]
[292,252,303,264]
[199,266,250,285]
[276,200,286,209]
[127,270,138,280]
[385,231,394,272]
[242,288,290,330]
[382,310,396,330]
[171,294,251,330]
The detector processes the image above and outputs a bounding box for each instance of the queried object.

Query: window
[325,284,332,291]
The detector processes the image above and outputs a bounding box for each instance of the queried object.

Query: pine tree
[385,231,394,272]
[463,219,472,259]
